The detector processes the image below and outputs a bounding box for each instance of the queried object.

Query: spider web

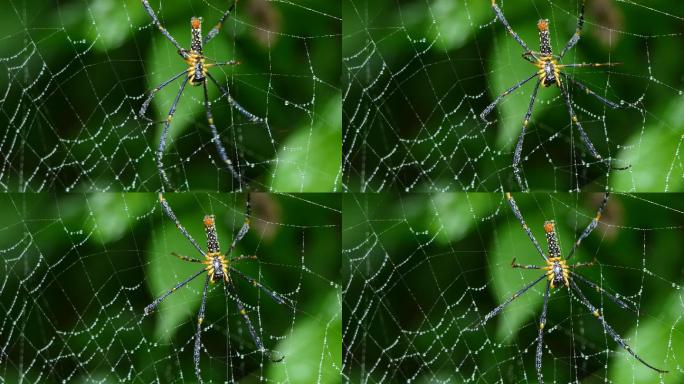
[342,192,684,383]
[342,0,684,192]
[0,0,341,192]
[0,193,341,382]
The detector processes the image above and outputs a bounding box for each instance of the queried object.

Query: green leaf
[266,290,342,383]
[611,96,684,191]
[609,289,684,382]
[429,193,495,245]
[88,0,145,51]
[269,96,342,192]
[86,193,150,244]
[428,0,490,51]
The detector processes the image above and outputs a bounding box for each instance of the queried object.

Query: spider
[139,0,264,190]
[479,193,668,383]
[482,0,626,190]
[144,193,288,382]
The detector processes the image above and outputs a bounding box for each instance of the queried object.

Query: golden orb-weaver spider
[479,193,667,383]
[144,194,288,382]
[482,0,626,190]
[139,0,263,190]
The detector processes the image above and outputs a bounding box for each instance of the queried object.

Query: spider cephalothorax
[542,221,569,288]
[202,215,230,283]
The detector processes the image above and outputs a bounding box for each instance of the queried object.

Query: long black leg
[193,275,210,384]
[513,79,541,191]
[491,1,533,53]
[562,74,622,109]
[171,252,204,263]
[569,281,668,373]
[203,0,238,45]
[558,0,586,60]
[207,60,241,67]
[144,268,206,316]
[480,72,538,121]
[511,258,542,270]
[140,0,187,56]
[226,280,287,361]
[139,70,187,122]
[157,76,190,191]
[226,194,251,256]
[505,193,548,261]
[229,267,290,306]
[570,271,636,313]
[206,73,264,123]
[159,193,206,257]
[559,81,602,160]
[535,282,551,384]
[202,81,241,185]
[567,192,609,260]
[482,274,546,325]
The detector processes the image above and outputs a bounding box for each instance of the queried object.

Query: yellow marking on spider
[539,322,545,330]
[593,309,600,317]
[240,309,246,315]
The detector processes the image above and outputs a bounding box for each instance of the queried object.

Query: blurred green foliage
[0,193,341,382]
[343,193,684,383]
[342,0,684,192]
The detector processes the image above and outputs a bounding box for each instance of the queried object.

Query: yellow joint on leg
[239,309,246,315]
[539,322,545,330]
[592,309,600,317]
[523,119,529,127]
[198,317,204,325]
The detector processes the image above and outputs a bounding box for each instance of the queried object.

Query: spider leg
[203,0,238,45]
[231,255,258,263]
[139,70,187,122]
[193,275,210,384]
[511,257,542,270]
[140,0,187,57]
[569,258,596,268]
[202,81,242,185]
[567,192,609,260]
[144,268,206,316]
[513,79,541,191]
[157,76,190,191]
[505,193,548,261]
[535,281,551,384]
[562,73,622,109]
[559,81,603,160]
[171,252,204,263]
[482,274,546,325]
[491,1,533,53]
[570,271,636,314]
[569,280,668,373]
[205,60,241,67]
[226,281,283,361]
[227,194,251,255]
[207,73,264,123]
[558,0,586,60]
[230,266,290,306]
[480,72,538,121]
[159,193,206,257]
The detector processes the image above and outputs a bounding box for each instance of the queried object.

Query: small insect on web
[479,192,668,383]
[144,194,289,383]
[139,0,264,190]
[481,0,628,190]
